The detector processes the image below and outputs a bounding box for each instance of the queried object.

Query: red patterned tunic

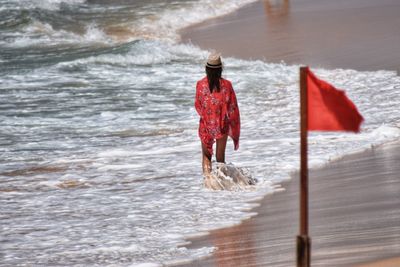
[195,76,240,155]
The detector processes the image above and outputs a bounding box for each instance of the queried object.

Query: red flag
[306,67,364,132]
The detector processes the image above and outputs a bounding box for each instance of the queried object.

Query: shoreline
[176,140,400,267]
[177,0,400,266]
[181,0,400,72]
[355,257,400,267]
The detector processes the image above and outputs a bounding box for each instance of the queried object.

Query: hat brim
[206,62,223,68]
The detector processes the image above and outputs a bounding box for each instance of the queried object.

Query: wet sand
[178,142,400,267]
[356,257,400,267]
[177,1,400,266]
[181,0,400,72]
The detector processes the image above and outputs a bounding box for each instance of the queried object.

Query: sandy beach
[181,0,400,72]
[178,0,400,266]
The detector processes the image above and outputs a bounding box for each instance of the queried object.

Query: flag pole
[297,66,311,267]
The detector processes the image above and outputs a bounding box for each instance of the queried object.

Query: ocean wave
[0,0,259,49]
[55,41,206,69]
[1,20,113,48]
[131,0,260,41]
[23,0,86,11]
[0,9,33,30]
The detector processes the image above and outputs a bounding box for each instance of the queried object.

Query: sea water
[1,0,400,266]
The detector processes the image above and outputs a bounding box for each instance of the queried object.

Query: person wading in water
[195,52,241,186]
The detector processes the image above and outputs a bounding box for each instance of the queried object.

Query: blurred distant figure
[264,0,290,18]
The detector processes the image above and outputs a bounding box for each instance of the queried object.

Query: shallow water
[1,0,400,266]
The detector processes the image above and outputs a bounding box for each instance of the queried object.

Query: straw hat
[206,51,222,68]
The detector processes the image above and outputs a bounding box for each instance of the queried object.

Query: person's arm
[227,82,240,150]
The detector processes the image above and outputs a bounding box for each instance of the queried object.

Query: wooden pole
[297,66,311,267]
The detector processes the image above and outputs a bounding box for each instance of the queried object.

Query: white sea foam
[26,0,85,11]
[369,125,400,141]
[3,21,113,48]
[134,0,260,41]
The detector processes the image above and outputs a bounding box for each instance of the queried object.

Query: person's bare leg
[216,134,228,163]
[202,142,222,190]
[201,142,212,174]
